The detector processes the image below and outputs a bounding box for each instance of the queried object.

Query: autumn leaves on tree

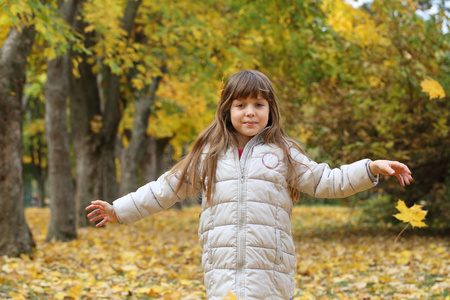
[0,0,448,258]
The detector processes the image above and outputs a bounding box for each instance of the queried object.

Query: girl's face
[230,95,269,148]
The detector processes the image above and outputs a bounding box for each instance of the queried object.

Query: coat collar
[243,126,270,149]
[234,126,270,163]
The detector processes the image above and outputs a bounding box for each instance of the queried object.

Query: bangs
[228,71,274,101]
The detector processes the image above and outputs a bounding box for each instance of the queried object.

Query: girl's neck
[236,135,251,149]
[235,126,268,148]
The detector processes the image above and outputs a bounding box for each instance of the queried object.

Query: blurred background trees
[0,0,448,256]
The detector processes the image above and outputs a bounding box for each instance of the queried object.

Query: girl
[86,70,412,300]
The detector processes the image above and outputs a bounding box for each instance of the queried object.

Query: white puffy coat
[113,132,378,300]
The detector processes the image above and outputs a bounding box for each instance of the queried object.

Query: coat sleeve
[112,171,198,224]
[291,149,378,198]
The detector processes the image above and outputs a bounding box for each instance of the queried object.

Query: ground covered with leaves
[1,206,449,299]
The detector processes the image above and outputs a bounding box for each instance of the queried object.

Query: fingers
[403,172,413,185]
[91,216,108,227]
[396,174,405,187]
[86,205,104,216]
[85,200,107,212]
[408,173,413,182]
[87,208,104,222]
[84,200,114,227]
[85,204,95,211]
[87,211,110,227]
[391,163,413,187]
[89,213,104,223]
[376,160,413,187]
[91,200,105,205]
[96,218,108,227]
[85,204,103,210]
[87,209,100,219]
[86,200,104,208]
[391,162,412,174]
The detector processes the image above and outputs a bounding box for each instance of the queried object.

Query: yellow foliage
[136,64,146,74]
[122,135,130,148]
[82,0,135,74]
[433,118,449,138]
[115,157,121,183]
[147,75,215,159]
[71,56,83,78]
[84,24,96,33]
[0,206,447,299]
[321,0,391,48]
[24,119,45,137]
[8,292,26,300]
[0,14,13,43]
[224,290,238,300]
[9,0,34,27]
[420,77,446,100]
[22,155,32,164]
[131,78,144,90]
[369,76,384,88]
[118,104,135,135]
[43,47,57,60]
[394,200,428,228]
[164,46,178,55]
[67,283,84,299]
[89,115,103,133]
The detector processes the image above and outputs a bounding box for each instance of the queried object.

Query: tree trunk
[44,0,82,241]
[44,53,77,241]
[36,173,46,207]
[97,0,143,202]
[97,70,121,202]
[119,75,163,196]
[69,21,103,227]
[69,34,121,226]
[0,25,36,256]
[141,137,172,182]
[69,0,143,227]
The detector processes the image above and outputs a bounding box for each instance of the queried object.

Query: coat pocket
[274,229,283,265]
[200,230,213,271]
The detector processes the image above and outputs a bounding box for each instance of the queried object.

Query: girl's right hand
[85,200,119,227]
[369,160,413,187]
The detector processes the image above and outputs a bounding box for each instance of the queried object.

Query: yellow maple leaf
[420,77,446,100]
[394,200,427,228]
[9,292,26,300]
[224,290,238,300]
[393,200,427,242]
[67,283,84,299]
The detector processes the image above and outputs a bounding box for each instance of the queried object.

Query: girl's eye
[236,104,244,108]
[256,103,264,107]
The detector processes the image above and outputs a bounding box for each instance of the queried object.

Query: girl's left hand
[369,160,413,187]
[85,200,119,227]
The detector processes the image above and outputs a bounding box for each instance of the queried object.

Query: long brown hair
[169,70,306,203]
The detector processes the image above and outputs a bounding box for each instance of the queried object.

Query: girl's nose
[245,107,255,116]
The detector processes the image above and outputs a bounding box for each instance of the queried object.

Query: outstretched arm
[85,200,119,227]
[369,160,413,187]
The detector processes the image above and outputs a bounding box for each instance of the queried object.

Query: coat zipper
[234,128,269,299]
[236,149,245,299]
[236,144,251,299]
